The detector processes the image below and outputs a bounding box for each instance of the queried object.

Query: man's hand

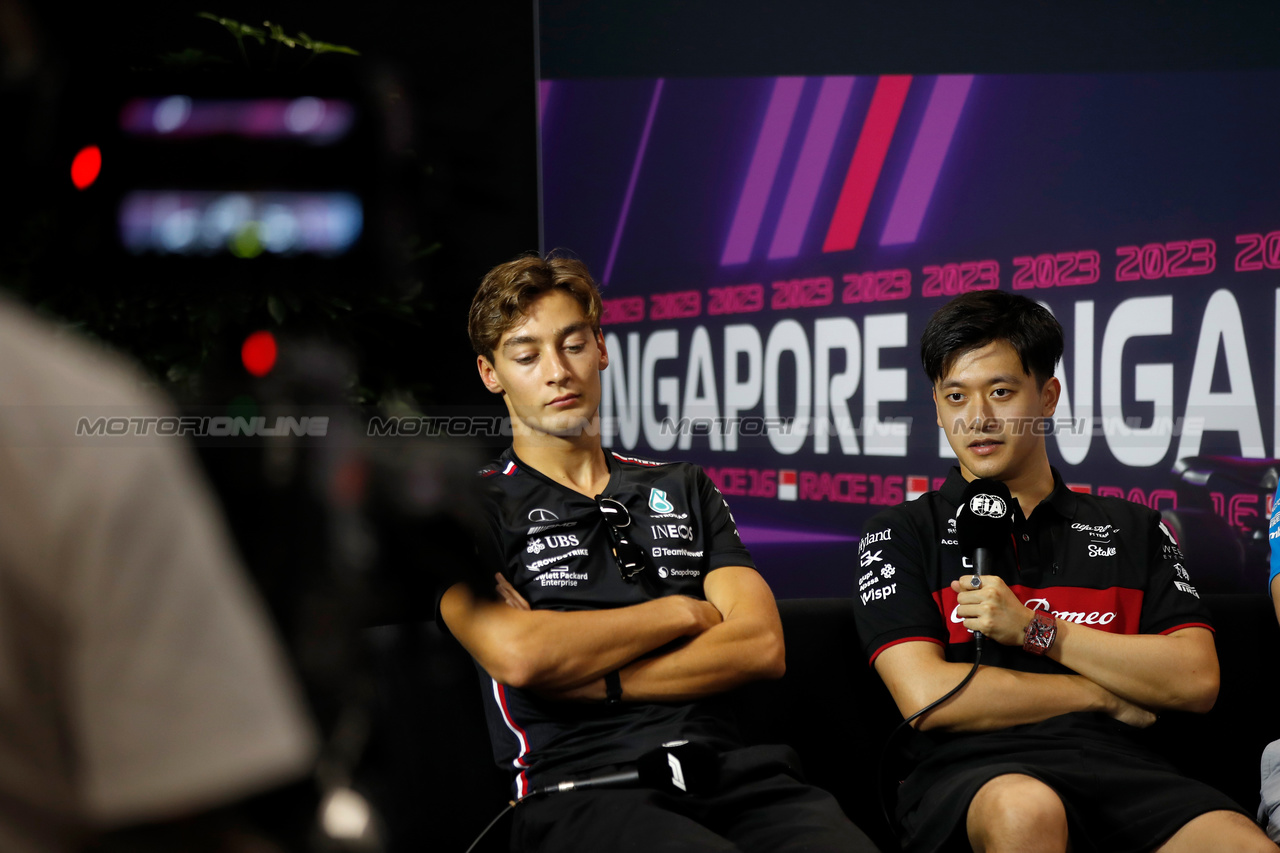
[951,575,1034,646]
[1103,691,1158,729]
[495,573,531,610]
[947,574,1213,718]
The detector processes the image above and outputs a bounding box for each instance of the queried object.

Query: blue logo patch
[649,488,674,514]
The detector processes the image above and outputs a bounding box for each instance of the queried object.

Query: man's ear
[932,385,944,430]
[596,329,609,370]
[477,354,504,395]
[1041,376,1061,418]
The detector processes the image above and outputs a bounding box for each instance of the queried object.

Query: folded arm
[953,575,1219,713]
[523,566,785,703]
[608,565,785,702]
[874,639,1156,732]
[439,580,721,691]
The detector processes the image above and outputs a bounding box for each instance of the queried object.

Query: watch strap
[605,669,623,704]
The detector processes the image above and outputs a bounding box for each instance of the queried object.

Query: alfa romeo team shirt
[853,467,1213,677]
[470,447,756,798]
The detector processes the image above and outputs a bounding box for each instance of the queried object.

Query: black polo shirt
[853,467,1213,674]
[467,447,755,798]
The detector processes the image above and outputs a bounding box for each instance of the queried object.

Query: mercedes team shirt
[469,447,756,798]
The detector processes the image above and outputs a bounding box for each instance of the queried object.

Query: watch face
[1026,612,1056,653]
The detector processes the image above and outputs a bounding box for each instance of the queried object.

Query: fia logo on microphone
[968,494,1007,518]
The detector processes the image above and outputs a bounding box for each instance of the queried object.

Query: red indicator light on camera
[241,331,278,377]
[70,145,102,190]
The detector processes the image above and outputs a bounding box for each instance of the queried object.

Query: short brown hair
[467,253,603,359]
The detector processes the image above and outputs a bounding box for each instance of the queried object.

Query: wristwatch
[1023,609,1057,655]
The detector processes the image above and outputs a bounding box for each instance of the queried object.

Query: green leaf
[298,32,361,56]
[264,21,297,48]
[196,12,266,45]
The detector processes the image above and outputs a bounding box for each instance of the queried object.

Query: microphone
[954,478,1015,576]
[954,479,1015,649]
[524,740,719,799]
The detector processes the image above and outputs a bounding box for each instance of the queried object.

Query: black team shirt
[468,447,755,799]
[852,466,1213,757]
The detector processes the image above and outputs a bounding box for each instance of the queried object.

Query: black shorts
[896,714,1245,853]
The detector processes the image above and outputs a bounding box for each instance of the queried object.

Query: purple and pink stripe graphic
[722,74,974,265]
[541,73,974,280]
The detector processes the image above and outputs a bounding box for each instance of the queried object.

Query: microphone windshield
[955,478,1014,552]
[636,740,719,796]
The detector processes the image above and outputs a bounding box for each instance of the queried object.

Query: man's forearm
[874,641,1155,732]
[901,664,1142,732]
[952,575,1219,714]
[621,612,784,701]
[441,583,721,691]
[534,566,787,703]
[1046,623,1218,713]
[536,614,784,703]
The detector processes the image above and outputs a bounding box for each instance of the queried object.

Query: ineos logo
[527,508,559,522]
[968,495,1007,518]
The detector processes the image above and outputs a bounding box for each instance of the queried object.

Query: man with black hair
[439,253,880,852]
[852,290,1272,852]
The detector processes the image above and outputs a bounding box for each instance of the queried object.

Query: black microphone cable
[463,800,516,853]
[876,478,1011,842]
[875,640,984,844]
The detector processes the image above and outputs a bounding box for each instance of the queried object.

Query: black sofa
[412,593,1280,852]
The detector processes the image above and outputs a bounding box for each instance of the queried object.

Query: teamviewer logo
[778,470,797,501]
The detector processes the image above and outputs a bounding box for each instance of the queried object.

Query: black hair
[919,290,1063,387]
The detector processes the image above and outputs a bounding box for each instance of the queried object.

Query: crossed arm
[439,565,785,703]
[875,574,1218,732]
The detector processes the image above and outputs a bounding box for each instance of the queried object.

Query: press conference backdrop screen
[536,16,1280,596]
